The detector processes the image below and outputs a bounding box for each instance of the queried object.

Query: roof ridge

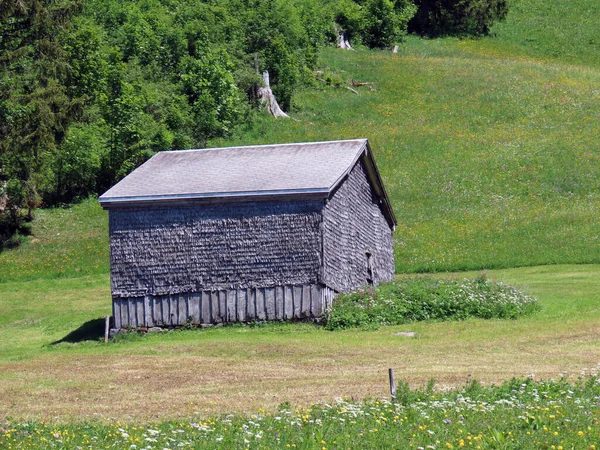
[158,138,368,154]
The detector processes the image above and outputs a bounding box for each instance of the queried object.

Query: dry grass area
[1,265,599,422]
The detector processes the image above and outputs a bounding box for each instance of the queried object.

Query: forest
[0,0,507,245]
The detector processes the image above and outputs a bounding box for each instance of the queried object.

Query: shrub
[335,0,416,48]
[44,123,106,205]
[362,0,417,48]
[324,275,540,330]
[409,0,509,37]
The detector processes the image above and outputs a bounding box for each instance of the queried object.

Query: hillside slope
[1,0,599,277]
[218,46,600,271]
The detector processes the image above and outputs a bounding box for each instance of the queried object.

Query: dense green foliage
[325,276,540,330]
[2,375,599,448]
[336,0,417,48]
[0,0,332,243]
[0,0,513,247]
[0,0,82,243]
[409,0,508,36]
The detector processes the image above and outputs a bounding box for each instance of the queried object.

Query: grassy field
[1,264,599,422]
[2,376,600,449]
[0,0,599,440]
[0,199,108,283]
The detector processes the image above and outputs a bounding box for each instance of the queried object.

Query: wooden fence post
[389,368,396,400]
[104,315,110,343]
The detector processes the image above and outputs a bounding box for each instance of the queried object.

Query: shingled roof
[99,139,396,226]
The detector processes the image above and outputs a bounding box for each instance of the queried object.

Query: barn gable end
[321,159,395,292]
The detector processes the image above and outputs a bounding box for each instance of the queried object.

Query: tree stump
[257,71,289,118]
[337,31,353,50]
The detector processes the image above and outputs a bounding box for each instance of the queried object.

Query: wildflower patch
[325,275,540,330]
[1,375,599,449]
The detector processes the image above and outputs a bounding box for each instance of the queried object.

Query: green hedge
[325,275,540,330]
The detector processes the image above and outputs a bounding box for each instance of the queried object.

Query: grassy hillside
[491,0,600,66]
[218,49,600,272]
[215,0,600,273]
[2,0,599,276]
[0,199,108,283]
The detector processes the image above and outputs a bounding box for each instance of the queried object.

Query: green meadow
[1,0,599,446]
[221,40,600,272]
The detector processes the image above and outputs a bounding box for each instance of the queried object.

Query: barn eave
[98,188,330,209]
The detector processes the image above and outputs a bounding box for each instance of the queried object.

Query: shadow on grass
[51,318,105,344]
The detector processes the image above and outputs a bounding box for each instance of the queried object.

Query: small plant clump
[325,275,540,330]
[1,375,599,449]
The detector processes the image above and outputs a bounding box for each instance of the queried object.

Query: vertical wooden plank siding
[217,291,226,323]
[256,288,266,320]
[293,286,302,318]
[144,296,153,327]
[282,286,291,319]
[113,284,336,328]
[237,289,246,322]
[202,292,211,324]
[227,290,236,322]
[113,300,121,329]
[152,297,161,325]
[189,293,200,323]
[247,288,256,321]
[275,287,284,320]
[160,297,169,326]
[265,287,275,320]
[169,296,176,325]
[177,295,185,325]
[302,285,310,318]
[136,298,143,327]
[313,286,323,317]
[127,300,136,328]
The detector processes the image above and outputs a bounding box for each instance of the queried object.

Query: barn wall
[321,159,395,292]
[109,201,323,298]
[113,284,336,328]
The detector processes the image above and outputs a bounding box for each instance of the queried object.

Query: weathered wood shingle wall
[321,160,395,292]
[109,201,323,298]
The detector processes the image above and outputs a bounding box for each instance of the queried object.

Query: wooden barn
[99,139,396,329]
